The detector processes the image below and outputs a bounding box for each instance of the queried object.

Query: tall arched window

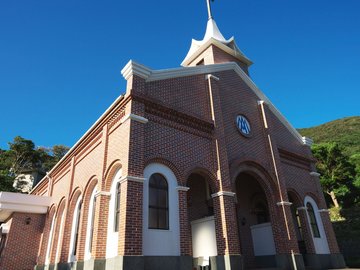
[55,208,66,263]
[114,182,121,232]
[106,168,122,258]
[45,213,56,265]
[89,195,96,251]
[149,173,169,230]
[306,202,320,238]
[69,197,82,262]
[85,187,97,259]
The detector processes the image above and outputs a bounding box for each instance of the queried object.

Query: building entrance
[235,172,276,268]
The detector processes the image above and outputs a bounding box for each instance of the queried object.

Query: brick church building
[0,3,346,270]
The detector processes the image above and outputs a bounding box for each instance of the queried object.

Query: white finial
[206,0,213,20]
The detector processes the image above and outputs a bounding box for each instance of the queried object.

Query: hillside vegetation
[298,116,360,157]
[299,117,360,267]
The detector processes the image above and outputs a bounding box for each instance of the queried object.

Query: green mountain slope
[298,116,360,157]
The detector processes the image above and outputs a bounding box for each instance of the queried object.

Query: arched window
[114,182,121,232]
[89,195,96,251]
[45,213,56,264]
[55,208,66,263]
[85,187,97,259]
[149,173,169,230]
[306,202,320,238]
[69,198,82,262]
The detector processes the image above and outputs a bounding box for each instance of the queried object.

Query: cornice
[310,172,321,177]
[302,136,314,146]
[132,94,214,134]
[211,191,236,198]
[176,186,190,192]
[119,175,146,184]
[32,94,128,192]
[121,60,152,80]
[276,201,293,206]
[278,148,314,168]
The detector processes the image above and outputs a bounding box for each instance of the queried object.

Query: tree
[312,142,357,208]
[52,145,70,162]
[0,149,15,192]
[7,136,40,177]
[38,145,70,172]
[350,154,360,192]
[0,137,70,193]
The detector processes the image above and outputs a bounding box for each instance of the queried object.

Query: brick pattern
[8,47,341,270]
[0,213,45,270]
[178,189,191,255]
[92,194,110,258]
[212,45,249,74]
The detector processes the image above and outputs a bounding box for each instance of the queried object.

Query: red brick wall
[27,51,341,268]
[0,213,45,270]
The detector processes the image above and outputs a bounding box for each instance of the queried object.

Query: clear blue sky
[1,0,359,149]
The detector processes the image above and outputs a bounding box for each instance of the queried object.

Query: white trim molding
[119,175,146,184]
[310,172,321,177]
[121,60,152,80]
[318,209,330,213]
[211,191,236,198]
[302,136,314,146]
[31,95,125,192]
[276,201,293,206]
[95,191,111,197]
[85,186,98,260]
[120,60,305,145]
[258,100,269,129]
[205,74,220,81]
[0,192,52,222]
[121,113,148,125]
[297,206,307,211]
[176,186,190,192]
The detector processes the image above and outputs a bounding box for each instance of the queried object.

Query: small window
[148,173,169,230]
[307,202,320,238]
[114,182,121,232]
[196,59,204,66]
[254,202,269,224]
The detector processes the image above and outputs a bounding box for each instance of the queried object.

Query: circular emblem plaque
[236,115,251,137]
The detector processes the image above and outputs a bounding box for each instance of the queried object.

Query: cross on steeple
[206,0,214,20]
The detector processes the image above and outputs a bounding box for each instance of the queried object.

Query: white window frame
[45,213,56,265]
[106,169,122,258]
[55,209,66,263]
[304,196,330,254]
[68,196,82,262]
[85,186,98,260]
[143,163,180,256]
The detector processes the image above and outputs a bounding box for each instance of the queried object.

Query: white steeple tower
[181,0,252,68]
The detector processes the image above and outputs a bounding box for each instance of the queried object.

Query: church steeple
[181,0,252,71]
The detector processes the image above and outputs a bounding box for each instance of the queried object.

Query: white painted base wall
[191,216,217,266]
[250,222,276,256]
